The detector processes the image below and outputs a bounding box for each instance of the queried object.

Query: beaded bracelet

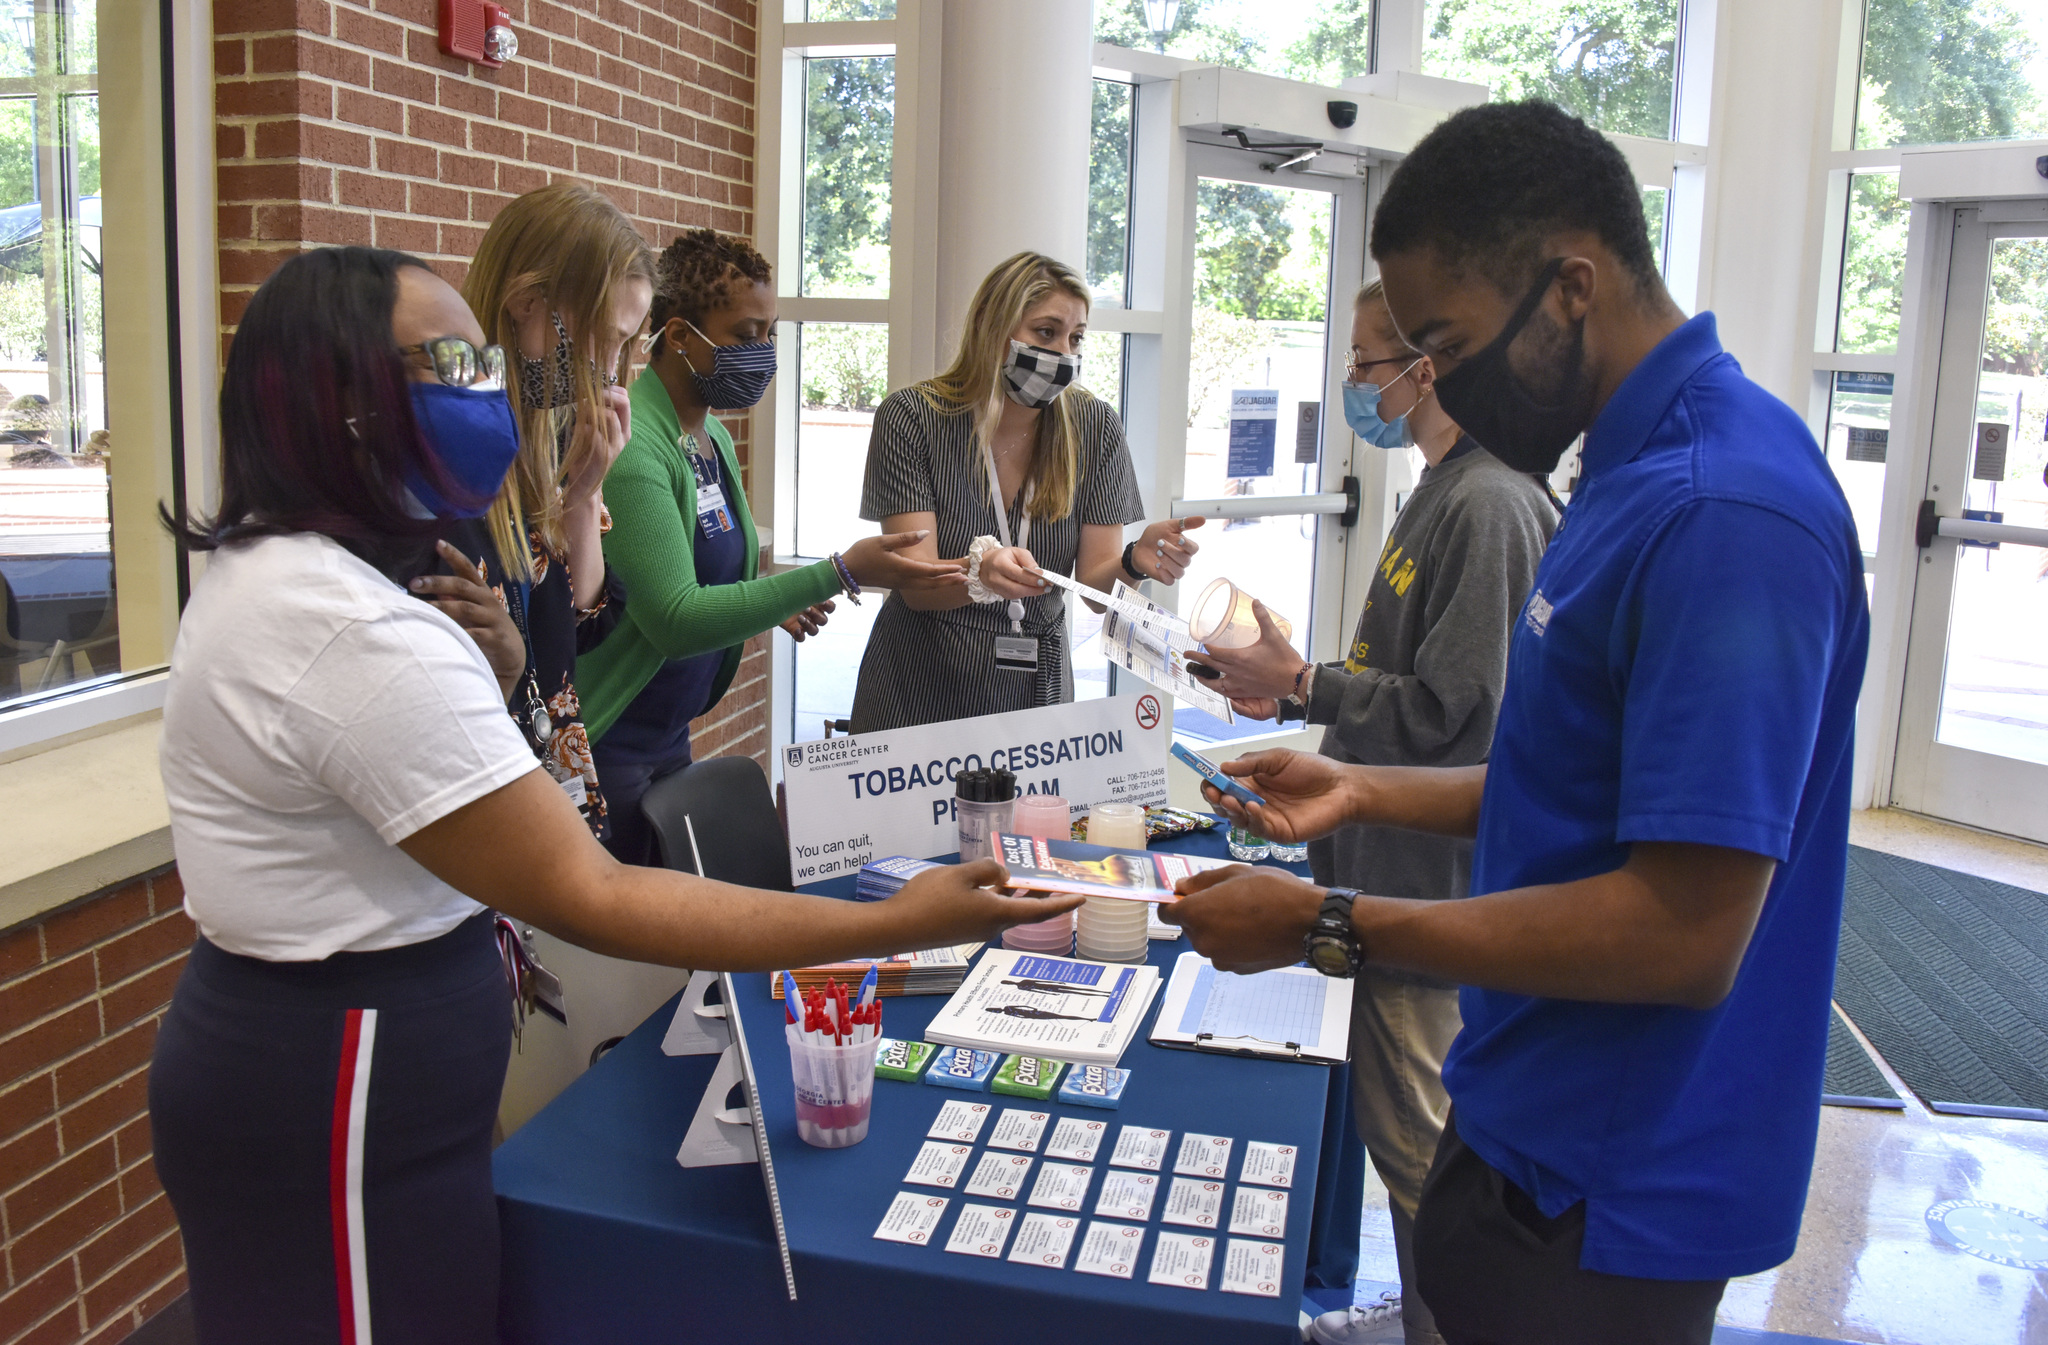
[830,551,862,605]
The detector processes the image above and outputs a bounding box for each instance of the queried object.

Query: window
[806,0,896,19]
[793,321,886,559]
[1091,0,1374,85]
[1836,172,1907,355]
[1641,186,1668,274]
[1823,371,1891,563]
[1422,0,1681,137]
[1085,333,1127,421]
[1088,78,1134,309]
[1854,0,2048,148]
[802,55,894,299]
[1176,177,1334,743]
[1,0,112,705]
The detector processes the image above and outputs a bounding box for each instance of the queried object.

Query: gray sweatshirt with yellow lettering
[1305,440,1557,985]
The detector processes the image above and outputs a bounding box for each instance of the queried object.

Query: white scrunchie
[966,534,1005,605]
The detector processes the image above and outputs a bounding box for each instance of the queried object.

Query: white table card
[1148,1230,1216,1289]
[1073,1221,1147,1279]
[1008,1212,1081,1269]
[944,1203,1017,1258]
[1162,1176,1224,1229]
[874,1191,948,1245]
[1046,1116,1108,1162]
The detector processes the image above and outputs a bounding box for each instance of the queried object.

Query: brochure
[772,943,983,999]
[993,834,1231,903]
[923,948,1163,1067]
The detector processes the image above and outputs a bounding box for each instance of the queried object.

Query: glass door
[1167,142,1365,746]
[1890,212,2048,842]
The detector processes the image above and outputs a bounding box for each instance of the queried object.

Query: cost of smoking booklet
[993,834,1232,903]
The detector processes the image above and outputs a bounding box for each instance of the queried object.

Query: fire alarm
[439,0,515,69]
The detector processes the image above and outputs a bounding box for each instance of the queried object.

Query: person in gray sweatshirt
[1194,279,1557,1345]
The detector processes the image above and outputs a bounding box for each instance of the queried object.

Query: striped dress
[851,386,1146,732]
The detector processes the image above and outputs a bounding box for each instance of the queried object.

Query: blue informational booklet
[856,855,945,901]
[925,948,1163,1067]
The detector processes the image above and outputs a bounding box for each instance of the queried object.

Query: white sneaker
[1308,1293,1404,1345]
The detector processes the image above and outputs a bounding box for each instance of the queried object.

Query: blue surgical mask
[686,320,778,410]
[405,383,521,518]
[1342,359,1422,449]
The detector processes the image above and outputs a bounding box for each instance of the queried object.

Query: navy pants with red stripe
[150,912,510,1344]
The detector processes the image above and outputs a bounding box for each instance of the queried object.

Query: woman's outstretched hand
[1130,515,1205,585]
[780,601,835,641]
[980,545,1049,601]
[841,530,968,593]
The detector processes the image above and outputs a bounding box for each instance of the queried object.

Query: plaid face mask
[1002,340,1079,409]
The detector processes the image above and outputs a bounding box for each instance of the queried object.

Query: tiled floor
[1350,809,2048,1345]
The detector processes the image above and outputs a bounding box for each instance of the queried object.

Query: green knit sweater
[577,368,843,743]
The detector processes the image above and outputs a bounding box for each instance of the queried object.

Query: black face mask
[1433,257,1594,476]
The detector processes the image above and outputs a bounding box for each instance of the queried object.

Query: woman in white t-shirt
[149,246,1076,1344]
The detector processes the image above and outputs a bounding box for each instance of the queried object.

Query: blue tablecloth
[495,827,1360,1344]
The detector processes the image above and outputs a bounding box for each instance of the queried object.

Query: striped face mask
[685,320,778,410]
[1003,340,1079,409]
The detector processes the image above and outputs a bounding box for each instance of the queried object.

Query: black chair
[640,755,795,892]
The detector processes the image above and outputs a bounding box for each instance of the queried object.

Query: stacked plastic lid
[1075,895,1149,963]
[1004,794,1075,955]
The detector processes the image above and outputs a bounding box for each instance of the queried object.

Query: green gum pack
[873,1038,935,1082]
[991,1053,1066,1100]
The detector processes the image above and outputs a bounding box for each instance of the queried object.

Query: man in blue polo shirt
[1162,100,1868,1343]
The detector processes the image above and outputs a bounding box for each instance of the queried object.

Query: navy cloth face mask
[686,321,778,409]
[405,383,522,519]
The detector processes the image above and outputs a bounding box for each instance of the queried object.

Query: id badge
[994,634,1039,673]
[696,481,735,536]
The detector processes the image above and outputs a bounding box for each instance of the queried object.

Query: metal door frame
[1889,206,2048,841]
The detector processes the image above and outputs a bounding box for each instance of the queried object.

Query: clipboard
[1147,951,1351,1064]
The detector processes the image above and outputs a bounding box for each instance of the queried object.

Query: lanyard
[982,437,1034,634]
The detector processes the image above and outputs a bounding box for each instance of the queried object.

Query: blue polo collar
[1579,312,1728,483]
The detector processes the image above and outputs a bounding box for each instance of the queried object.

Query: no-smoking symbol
[1136,694,1162,730]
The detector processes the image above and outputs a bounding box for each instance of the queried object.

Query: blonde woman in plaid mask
[850,251,1203,732]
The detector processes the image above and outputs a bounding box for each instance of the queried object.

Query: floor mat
[1822,1003,1901,1108]
[1834,847,2048,1120]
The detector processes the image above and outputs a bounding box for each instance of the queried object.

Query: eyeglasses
[401,337,508,391]
[1344,346,1419,381]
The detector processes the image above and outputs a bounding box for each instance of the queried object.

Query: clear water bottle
[1267,837,1308,864]
[1227,821,1269,861]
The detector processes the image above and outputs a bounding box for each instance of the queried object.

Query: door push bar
[1916,498,2048,550]
[1170,476,1361,528]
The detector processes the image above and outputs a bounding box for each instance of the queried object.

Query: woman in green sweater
[579,230,963,861]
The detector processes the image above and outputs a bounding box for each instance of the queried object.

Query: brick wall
[0,872,193,1344]
[0,5,772,1339]
[211,0,769,771]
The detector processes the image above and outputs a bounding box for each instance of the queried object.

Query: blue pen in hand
[1168,741,1268,809]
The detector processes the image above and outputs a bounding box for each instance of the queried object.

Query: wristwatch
[1119,540,1146,583]
[1304,888,1362,978]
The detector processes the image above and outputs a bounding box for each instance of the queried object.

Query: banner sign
[1226,388,1280,477]
[781,697,1172,885]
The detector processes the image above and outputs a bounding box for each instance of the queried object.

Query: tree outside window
[1855,0,2048,149]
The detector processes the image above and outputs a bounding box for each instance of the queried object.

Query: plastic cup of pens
[785,973,880,1149]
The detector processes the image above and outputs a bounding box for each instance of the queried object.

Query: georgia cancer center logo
[1135,694,1162,731]
[785,744,804,769]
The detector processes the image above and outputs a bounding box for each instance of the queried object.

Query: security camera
[1327,100,1358,130]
